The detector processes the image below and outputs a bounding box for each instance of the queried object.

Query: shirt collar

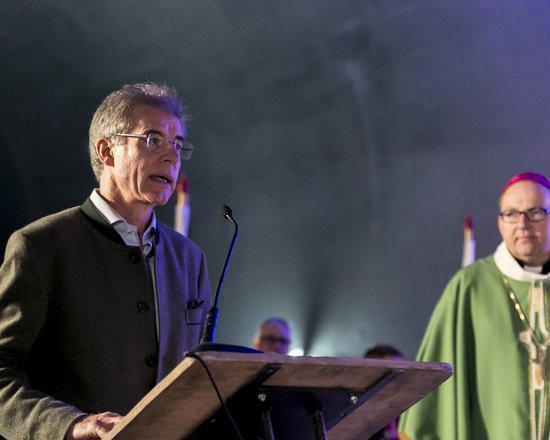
[89,189,156,251]
[493,242,550,281]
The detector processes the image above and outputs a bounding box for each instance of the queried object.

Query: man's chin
[517,251,546,265]
[514,242,537,254]
[147,192,174,206]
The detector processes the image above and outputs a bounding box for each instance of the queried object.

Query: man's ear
[252,336,261,350]
[497,217,505,239]
[96,138,114,166]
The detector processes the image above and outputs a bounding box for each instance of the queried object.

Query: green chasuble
[399,242,550,440]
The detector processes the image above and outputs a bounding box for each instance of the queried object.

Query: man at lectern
[399,172,550,440]
[0,82,211,439]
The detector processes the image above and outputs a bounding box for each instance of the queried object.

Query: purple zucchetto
[502,172,550,194]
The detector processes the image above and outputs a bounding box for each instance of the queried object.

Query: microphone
[219,204,233,220]
[191,205,260,353]
[199,205,237,344]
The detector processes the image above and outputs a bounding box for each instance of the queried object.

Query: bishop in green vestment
[399,172,550,440]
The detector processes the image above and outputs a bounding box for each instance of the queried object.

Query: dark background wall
[1,0,550,358]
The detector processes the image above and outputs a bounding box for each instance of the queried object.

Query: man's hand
[65,412,123,439]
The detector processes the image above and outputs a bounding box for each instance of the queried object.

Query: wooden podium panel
[104,351,452,440]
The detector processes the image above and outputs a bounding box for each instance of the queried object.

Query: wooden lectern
[104,351,452,440]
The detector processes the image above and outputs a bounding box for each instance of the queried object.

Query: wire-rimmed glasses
[115,132,193,160]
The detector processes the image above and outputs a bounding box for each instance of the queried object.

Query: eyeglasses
[499,207,550,224]
[260,335,291,345]
[115,132,194,160]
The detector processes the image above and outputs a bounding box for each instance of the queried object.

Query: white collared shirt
[89,189,160,339]
[90,189,156,255]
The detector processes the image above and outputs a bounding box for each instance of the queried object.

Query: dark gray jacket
[0,199,211,439]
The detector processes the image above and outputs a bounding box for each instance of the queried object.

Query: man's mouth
[150,175,173,184]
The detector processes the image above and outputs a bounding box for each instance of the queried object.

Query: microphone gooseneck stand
[191,205,261,354]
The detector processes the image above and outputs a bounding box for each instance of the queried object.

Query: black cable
[186,351,244,440]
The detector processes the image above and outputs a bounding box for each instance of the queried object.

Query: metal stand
[259,403,275,440]
[312,409,328,440]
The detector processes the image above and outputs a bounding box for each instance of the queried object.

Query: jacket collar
[80,197,126,244]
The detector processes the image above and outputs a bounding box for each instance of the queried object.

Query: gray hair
[88,82,186,181]
[259,317,290,333]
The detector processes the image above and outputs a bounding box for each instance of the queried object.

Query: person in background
[364,344,403,440]
[399,172,550,439]
[0,82,211,439]
[253,317,292,354]
[364,344,403,361]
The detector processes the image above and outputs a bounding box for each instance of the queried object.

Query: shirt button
[145,355,158,368]
[129,251,141,263]
[137,302,150,314]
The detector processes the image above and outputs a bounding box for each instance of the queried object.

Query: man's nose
[163,143,180,164]
[517,212,531,227]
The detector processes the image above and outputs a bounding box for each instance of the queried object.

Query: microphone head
[219,205,233,220]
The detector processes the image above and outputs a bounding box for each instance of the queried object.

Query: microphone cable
[185,351,244,440]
